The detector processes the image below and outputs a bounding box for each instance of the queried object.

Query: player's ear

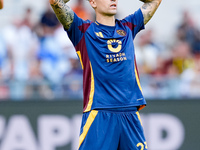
[89,0,97,9]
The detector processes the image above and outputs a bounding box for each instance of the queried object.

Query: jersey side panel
[66,13,94,112]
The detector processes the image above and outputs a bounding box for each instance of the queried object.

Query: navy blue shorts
[78,109,147,150]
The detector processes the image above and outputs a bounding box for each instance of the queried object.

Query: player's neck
[96,15,115,26]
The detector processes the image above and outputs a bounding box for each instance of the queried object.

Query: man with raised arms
[49,0,162,149]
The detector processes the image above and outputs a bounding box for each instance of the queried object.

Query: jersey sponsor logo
[106,53,127,63]
[107,39,122,53]
[95,32,104,38]
[116,30,126,36]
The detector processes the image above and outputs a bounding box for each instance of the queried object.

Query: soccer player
[0,0,3,9]
[49,0,162,149]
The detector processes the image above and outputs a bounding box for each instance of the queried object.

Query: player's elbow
[154,0,162,6]
[49,0,56,4]
[0,2,3,9]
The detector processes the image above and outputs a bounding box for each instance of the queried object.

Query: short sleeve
[121,8,145,38]
[64,13,90,47]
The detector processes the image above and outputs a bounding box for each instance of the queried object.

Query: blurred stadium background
[0,0,200,150]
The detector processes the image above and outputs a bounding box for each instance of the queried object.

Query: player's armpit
[140,0,162,25]
[49,0,74,30]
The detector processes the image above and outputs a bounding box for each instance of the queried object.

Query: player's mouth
[110,3,117,9]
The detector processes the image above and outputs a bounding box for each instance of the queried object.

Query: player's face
[90,0,118,16]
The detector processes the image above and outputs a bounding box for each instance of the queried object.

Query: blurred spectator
[180,54,200,98]
[66,52,82,76]
[0,34,9,99]
[0,36,8,100]
[41,3,59,28]
[21,8,32,28]
[135,29,160,74]
[25,59,54,100]
[36,4,73,84]
[176,10,200,54]
[0,35,7,78]
[1,17,39,81]
[171,41,194,74]
[37,32,70,84]
[63,52,83,99]
[72,0,91,20]
[151,57,175,77]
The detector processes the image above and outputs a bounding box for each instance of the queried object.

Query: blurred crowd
[0,0,199,100]
[135,10,200,99]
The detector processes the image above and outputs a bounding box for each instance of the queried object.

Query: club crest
[116,30,126,36]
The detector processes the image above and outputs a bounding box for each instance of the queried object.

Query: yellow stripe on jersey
[136,111,143,126]
[84,62,95,112]
[78,110,98,149]
[135,68,143,93]
[77,51,84,70]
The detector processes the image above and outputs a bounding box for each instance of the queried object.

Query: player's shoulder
[73,12,92,25]
[69,13,93,31]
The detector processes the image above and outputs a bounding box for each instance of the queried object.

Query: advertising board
[0,100,199,150]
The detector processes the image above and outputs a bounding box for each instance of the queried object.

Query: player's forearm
[49,0,74,30]
[140,0,162,25]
